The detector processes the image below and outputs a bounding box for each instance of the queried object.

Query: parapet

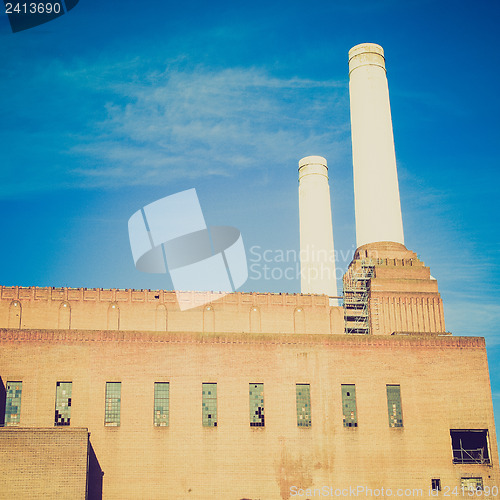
[0,286,345,335]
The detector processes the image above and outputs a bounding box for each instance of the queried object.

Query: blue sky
[1,1,499,421]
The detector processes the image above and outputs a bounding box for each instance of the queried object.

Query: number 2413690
[439,486,499,496]
[5,3,62,14]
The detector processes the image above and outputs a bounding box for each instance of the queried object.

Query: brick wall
[0,427,89,499]
[1,329,498,499]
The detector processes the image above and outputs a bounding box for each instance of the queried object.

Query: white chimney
[349,43,404,248]
[298,155,338,304]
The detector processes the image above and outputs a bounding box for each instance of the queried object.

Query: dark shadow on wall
[0,377,6,426]
[87,440,104,500]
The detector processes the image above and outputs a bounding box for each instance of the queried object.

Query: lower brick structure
[0,328,498,499]
[0,427,98,499]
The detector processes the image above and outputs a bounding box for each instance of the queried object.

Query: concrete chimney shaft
[349,43,404,248]
[298,156,338,304]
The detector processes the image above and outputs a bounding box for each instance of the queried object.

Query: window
[249,383,265,427]
[296,384,311,427]
[461,478,483,493]
[431,479,441,492]
[386,384,403,427]
[451,430,490,464]
[5,381,22,425]
[105,382,121,426]
[154,382,169,427]
[54,382,72,426]
[341,384,358,427]
[202,383,217,427]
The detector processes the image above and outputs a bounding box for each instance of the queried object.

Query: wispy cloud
[65,65,349,188]
[0,56,351,197]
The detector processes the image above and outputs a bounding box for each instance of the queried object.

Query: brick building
[0,275,498,499]
[0,43,498,499]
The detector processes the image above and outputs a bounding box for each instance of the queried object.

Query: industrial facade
[0,43,498,499]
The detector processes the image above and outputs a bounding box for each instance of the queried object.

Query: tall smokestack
[349,43,404,249]
[298,155,338,304]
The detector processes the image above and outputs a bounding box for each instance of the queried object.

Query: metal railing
[452,447,490,465]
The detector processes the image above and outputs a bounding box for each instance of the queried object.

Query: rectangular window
[105,382,121,427]
[341,384,358,427]
[431,479,441,492]
[154,382,169,427]
[202,383,217,427]
[54,382,72,426]
[249,383,265,427]
[451,430,490,464]
[461,478,483,493]
[296,384,311,427]
[386,384,403,427]
[5,381,22,425]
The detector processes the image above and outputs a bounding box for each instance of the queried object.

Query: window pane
[105,382,121,427]
[461,478,483,492]
[296,384,311,427]
[5,381,22,425]
[249,383,265,427]
[202,383,217,427]
[154,382,169,427]
[54,382,72,426]
[341,384,358,427]
[387,384,403,427]
[431,479,441,492]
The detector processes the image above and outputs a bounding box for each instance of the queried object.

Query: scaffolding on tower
[343,259,379,334]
